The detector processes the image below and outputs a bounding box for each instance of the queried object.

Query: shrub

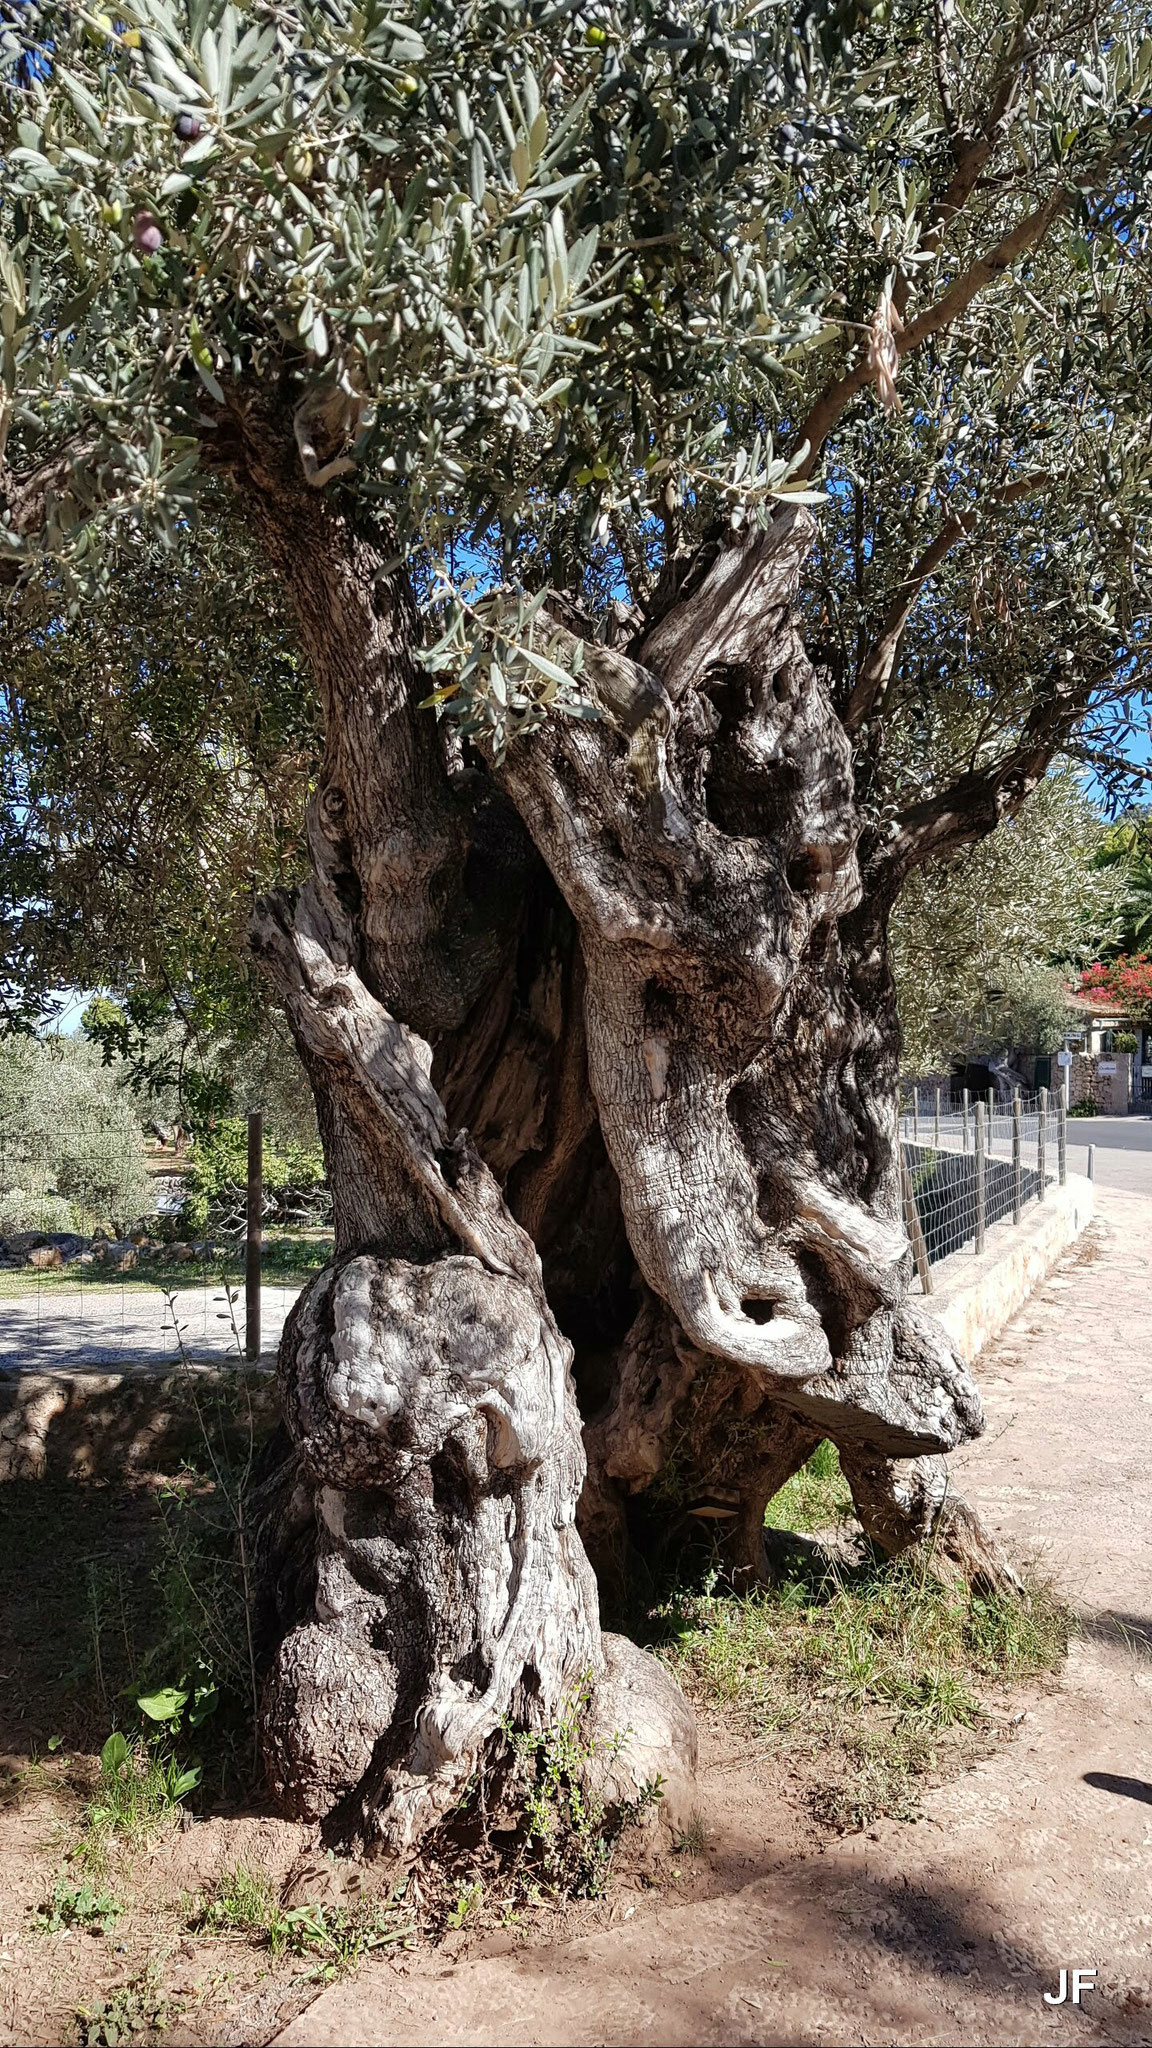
[179,1117,327,1234]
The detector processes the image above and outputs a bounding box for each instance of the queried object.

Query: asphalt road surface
[1063,1111,1152,1193]
[0,1279,301,1373]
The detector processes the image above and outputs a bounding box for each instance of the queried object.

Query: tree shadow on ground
[1078,1609,1152,1658]
[0,1378,279,1816]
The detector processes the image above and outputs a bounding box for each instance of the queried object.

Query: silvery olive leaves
[2,0,1152,762]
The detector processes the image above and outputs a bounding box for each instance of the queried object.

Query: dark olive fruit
[133,211,164,254]
[174,112,203,141]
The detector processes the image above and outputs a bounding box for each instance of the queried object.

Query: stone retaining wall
[927,1172,1095,1363]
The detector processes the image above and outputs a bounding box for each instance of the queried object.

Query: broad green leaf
[136,1686,187,1722]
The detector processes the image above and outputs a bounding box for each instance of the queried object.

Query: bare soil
[1,1187,1148,2047]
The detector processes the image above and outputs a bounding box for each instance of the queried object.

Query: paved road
[910,1108,1152,1195]
[0,1279,303,1372]
[1063,1112,1152,1193]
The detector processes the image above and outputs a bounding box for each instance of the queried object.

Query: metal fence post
[912,1088,919,1142]
[962,1087,970,1154]
[1037,1086,1047,1201]
[1087,1142,1096,1182]
[1012,1095,1022,1224]
[934,1086,941,1149]
[1057,1094,1067,1186]
[974,1101,986,1253]
[245,1109,263,1362]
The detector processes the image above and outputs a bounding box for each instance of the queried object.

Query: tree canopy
[3,0,1152,752]
[2,0,1152,1061]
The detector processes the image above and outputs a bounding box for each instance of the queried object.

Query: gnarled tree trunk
[230,414,1006,1848]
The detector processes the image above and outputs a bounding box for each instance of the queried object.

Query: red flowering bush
[1078,955,1152,1017]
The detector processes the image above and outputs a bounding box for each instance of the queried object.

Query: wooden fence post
[899,1148,933,1295]
[974,1102,986,1253]
[245,1109,263,1362]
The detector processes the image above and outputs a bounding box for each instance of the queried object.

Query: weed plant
[500,1697,661,1900]
[33,1878,123,1935]
[192,1864,415,1981]
[75,1963,179,2046]
[658,1532,1071,1831]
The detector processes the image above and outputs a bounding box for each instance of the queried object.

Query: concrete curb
[926,1172,1096,1364]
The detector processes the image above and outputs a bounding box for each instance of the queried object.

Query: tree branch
[792,187,1067,478]
[0,436,97,587]
[913,13,1031,282]
[1066,745,1152,784]
[874,680,1095,894]
[843,472,1047,734]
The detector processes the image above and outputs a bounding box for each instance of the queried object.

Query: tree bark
[234,423,1007,1847]
[249,878,607,1850]
[491,510,993,1590]
[228,414,687,1849]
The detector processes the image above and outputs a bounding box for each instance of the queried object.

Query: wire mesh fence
[0,1115,329,1376]
[1,1074,1074,1373]
[898,1082,1067,1289]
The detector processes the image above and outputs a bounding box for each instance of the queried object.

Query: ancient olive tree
[3,0,1152,1847]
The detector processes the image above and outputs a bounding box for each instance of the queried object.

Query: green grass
[0,1231,334,1297]
[657,1546,1071,1832]
[765,1440,854,1535]
[194,1862,277,1936]
[79,1730,200,1863]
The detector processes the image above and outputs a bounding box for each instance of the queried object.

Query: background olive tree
[891,768,1122,1072]
[0,1032,150,1233]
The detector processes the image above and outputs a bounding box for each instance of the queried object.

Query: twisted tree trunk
[231,418,1004,1848]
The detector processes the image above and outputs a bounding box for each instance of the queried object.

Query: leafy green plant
[136,1673,219,1738]
[1114,1032,1139,1054]
[1068,1097,1099,1117]
[33,1878,123,1936]
[446,1881,484,1930]
[271,1900,415,1981]
[75,1964,180,2046]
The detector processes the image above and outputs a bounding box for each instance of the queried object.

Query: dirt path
[275,1187,1152,2048]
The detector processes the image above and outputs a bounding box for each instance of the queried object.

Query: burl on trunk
[242,459,1000,1851]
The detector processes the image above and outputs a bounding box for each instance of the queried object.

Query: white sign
[1098,1060,1117,1076]
[1056,1050,1073,1068]
[1143,1065,1152,1078]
